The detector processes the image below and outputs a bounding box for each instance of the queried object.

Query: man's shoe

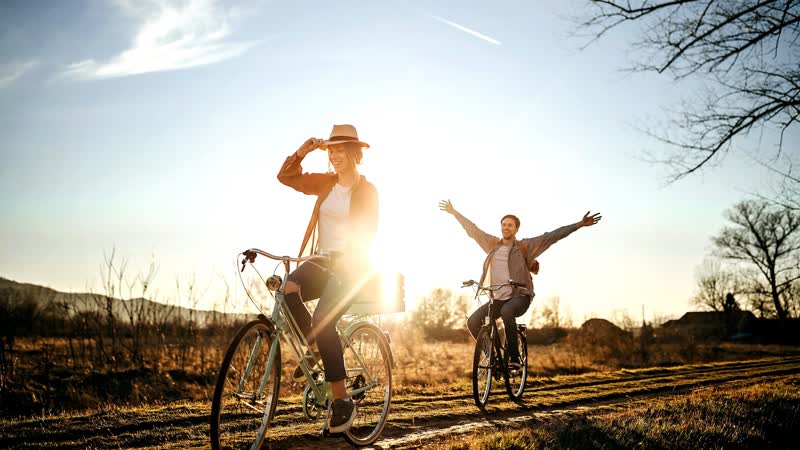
[329,397,357,433]
[508,357,522,372]
[292,350,321,381]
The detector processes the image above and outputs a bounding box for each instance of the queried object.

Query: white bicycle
[210,248,402,448]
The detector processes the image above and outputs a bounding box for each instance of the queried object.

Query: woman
[277,124,378,433]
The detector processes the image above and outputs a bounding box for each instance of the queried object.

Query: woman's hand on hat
[297,138,324,157]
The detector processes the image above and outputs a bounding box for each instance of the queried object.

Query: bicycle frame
[466,280,518,374]
[240,249,381,415]
[481,299,509,376]
[464,278,530,410]
[210,247,395,449]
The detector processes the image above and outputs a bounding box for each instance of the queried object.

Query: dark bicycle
[462,279,528,410]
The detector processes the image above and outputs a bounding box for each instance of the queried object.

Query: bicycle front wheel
[472,327,493,410]
[210,319,281,450]
[504,327,528,401]
[343,322,392,447]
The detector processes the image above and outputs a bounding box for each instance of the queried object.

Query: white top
[490,244,512,300]
[318,183,352,253]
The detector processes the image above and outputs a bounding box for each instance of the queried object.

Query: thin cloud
[431,15,502,46]
[63,0,257,80]
[0,61,37,88]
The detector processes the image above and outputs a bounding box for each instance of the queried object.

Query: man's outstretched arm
[522,211,602,259]
[439,199,498,253]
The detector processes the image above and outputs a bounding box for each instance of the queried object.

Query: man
[439,199,601,370]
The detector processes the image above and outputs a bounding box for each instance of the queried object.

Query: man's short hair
[501,214,520,229]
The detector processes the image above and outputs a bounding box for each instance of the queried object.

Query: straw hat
[320,124,370,150]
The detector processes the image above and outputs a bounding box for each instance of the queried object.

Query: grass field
[4,318,800,449]
[2,356,799,449]
[4,331,800,411]
[433,375,800,449]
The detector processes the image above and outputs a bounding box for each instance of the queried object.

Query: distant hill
[0,276,250,325]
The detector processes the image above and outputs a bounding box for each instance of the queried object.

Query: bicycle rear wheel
[504,327,528,401]
[342,323,392,446]
[472,327,493,410]
[210,319,281,450]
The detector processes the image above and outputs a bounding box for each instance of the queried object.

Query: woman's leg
[284,257,328,346]
[311,271,361,432]
[311,275,353,384]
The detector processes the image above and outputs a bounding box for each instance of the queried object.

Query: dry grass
[432,374,800,450]
[6,328,800,417]
[1,357,798,449]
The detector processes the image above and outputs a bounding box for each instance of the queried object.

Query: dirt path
[2,356,799,449]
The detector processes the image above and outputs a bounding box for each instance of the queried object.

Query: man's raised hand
[438,199,456,215]
[580,211,602,227]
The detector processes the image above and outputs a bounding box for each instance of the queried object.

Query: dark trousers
[467,295,531,361]
[285,256,357,382]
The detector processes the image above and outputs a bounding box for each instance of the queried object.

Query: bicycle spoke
[211,320,281,450]
[505,327,528,401]
[343,323,392,446]
[472,328,493,410]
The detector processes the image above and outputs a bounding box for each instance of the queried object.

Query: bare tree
[691,258,742,311]
[579,1,800,180]
[764,160,800,210]
[88,247,127,368]
[411,288,468,338]
[541,296,563,328]
[713,199,800,319]
[0,288,40,386]
[174,274,208,371]
[780,277,800,317]
[119,260,159,368]
[532,295,574,329]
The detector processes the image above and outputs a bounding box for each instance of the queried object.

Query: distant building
[660,311,757,341]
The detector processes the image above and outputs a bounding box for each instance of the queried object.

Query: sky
[0,0,795,325]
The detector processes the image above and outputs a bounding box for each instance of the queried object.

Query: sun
[367,240,406,313]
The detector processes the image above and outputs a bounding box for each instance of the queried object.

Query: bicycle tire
[472,327,493,410]
[504,327,528,401]
[342,322,393,447]
[210,319,281,450]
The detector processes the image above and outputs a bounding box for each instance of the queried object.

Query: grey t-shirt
[490,244,512,300]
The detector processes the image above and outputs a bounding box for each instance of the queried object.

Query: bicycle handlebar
[240,248,320,272]
[462,279,520,292]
